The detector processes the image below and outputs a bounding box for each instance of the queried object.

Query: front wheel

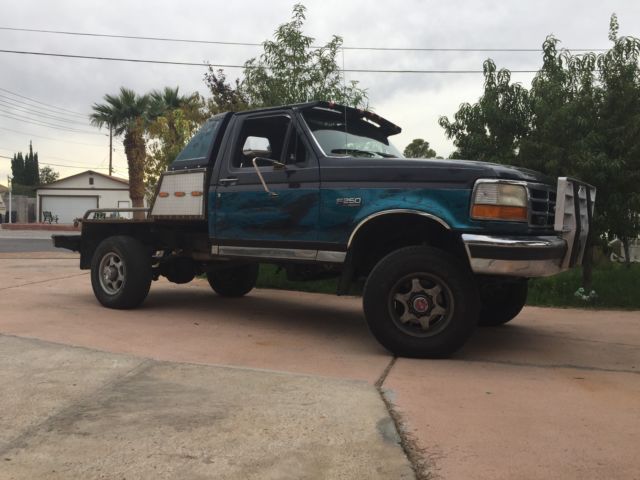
[363,246,479,358]
[91,236,152,309]
[478,279,528,326]
[206,264,259,297]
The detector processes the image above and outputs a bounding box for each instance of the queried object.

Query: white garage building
[36,170,131,224]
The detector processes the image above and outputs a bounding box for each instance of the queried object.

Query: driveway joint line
[375,357,432,480]
[0,272,88,291]
[463,357,639,375]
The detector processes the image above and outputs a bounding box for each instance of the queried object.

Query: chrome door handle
[218,177,238,186]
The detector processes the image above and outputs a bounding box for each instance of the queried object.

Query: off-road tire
[91,235,152,309]
[206,264,259,297]
[478,279,528,326]
[363,246,479,358]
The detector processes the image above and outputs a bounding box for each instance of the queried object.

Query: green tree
[439,59,531,163]
[90,87,151,214]
[204,3,368,111]
[439,14,640,286]
[23,141,39,186]
[403,139,438,158]
[145,89,207,194]
[11,152,25,185]
[203,69,250,115]
[594,14,640,265]
[39,166,59,185]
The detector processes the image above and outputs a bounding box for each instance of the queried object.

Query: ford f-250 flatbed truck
[53,101,596,358]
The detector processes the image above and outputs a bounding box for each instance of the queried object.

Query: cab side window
[233,115,290,169]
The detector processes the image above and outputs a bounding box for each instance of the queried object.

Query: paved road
[0,254,638,479]
[0,229,60,253]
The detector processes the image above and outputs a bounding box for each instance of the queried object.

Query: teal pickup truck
[54,102,596,358]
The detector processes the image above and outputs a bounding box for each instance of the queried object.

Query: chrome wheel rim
[99,252,125,295]
[388,273,454,337]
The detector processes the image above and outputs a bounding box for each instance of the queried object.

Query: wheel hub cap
[412,295,430,314]
[389,274,453,337]
[98,252,125,295]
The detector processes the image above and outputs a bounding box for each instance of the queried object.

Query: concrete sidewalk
[0,335,413,480]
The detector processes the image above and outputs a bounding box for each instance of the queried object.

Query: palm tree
[149,86,203,134]
[90,87,150,215]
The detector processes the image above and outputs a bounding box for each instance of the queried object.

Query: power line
[0,146,124,169]
[0,86,89,117]
[0,154,112,171]
[0,98,91,126]
[0,26,609,53]
[0,48,542,73]
[0,92,88,121]
[0,126,116,148]
[0,110,105,135]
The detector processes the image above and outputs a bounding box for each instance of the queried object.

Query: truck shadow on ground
[137,285,560,361]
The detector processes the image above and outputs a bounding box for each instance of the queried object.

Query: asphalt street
[0,229,60,253]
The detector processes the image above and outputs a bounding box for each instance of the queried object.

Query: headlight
[471,181,528,222]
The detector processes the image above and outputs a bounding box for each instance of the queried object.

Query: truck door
[213,111,320,259]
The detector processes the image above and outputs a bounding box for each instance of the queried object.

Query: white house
[36,170,131,224]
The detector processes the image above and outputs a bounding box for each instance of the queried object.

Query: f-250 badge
[336,197,362,207]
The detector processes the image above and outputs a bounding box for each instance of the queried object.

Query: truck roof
[232,101,402,136]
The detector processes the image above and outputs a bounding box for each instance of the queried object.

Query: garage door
[41,196,98,224]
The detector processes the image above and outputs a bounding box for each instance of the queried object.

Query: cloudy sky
[1,0,639,184]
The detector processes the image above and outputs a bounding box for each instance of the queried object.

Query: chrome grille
[527,184,556,228]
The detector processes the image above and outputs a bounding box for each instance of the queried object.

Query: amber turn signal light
[471,204,528,221]
[158,192,169,198]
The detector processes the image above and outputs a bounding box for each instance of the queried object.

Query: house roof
[0,184,8,193]
[39,170,129,188]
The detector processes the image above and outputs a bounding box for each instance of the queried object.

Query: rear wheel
[206,264,259,297]
[363,246,479,358]
[478,279,528,326]
[91,236,152,309]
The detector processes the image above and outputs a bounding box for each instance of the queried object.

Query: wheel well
[348,213,467,277]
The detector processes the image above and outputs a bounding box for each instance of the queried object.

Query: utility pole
[108,123,113,176]
[7,175,12,224]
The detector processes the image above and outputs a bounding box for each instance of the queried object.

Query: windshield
[303,109,403,158]
[174,116,222,163]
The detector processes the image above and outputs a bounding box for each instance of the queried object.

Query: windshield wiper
[331,148,396,158]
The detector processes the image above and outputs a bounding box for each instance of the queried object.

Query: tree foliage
[439,60,530,163]
[145,88,207,193]
[440,15,640,266]
[439,14,640,280]
[203,3,367,112]
[11,141,39,187]
[403,139,438,158]
[39,166,59,185]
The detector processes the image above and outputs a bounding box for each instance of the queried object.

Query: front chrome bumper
[462,177,596,278]
[462,234,567,277]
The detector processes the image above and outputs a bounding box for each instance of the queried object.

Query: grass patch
[256,264,338,294]
[527,262,640,309]
[257,262,640,310]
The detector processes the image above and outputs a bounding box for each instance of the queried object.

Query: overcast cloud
[1,0,639,183]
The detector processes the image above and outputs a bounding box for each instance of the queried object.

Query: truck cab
[54,101,596,358]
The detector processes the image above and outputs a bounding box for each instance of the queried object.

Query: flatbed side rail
[79,207,151,224]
